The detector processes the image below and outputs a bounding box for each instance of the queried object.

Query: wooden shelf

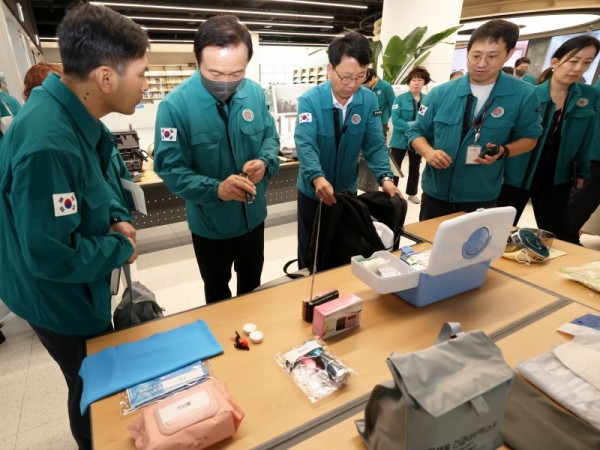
[292,64,327,85]
[144,63,196,99]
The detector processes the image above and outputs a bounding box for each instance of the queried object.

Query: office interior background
[0,0,599,448]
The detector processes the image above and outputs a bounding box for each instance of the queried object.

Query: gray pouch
[356,322,515,450]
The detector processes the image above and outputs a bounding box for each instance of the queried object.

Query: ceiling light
[271,0,367,9]
[91,2,333,20]
[127,15,333,29]
[143,26,341,38]
[457,13,599,42]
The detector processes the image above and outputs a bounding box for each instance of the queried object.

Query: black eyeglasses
[333,67,367,86]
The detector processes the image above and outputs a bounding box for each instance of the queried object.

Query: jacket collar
[318,80,365,111]
[41,73,100,150]
[537,79,585,109]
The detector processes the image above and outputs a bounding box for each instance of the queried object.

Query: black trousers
[390,147,422,196]
[569,160,600,242]
[419,192,497,221]
[29,323,111,450]
[297,190,321,270]
[498,182,573,242]
[192,223,264,304]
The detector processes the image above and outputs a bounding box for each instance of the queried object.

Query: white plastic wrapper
[275,337,355,403]
[558,261,600,292]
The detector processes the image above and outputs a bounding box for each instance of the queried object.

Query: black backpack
[308,191,407,273]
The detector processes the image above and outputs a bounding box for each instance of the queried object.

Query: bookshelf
[292,64,327,85]
[144,63,197,101]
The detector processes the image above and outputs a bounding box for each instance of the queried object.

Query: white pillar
[379,0,463,87]
[0,3,24,99]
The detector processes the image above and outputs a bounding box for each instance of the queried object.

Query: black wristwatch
[500,145,510,159]
[110,217,122,225]
[379,176,394,186]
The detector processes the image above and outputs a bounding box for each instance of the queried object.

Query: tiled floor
[0,161,597,449]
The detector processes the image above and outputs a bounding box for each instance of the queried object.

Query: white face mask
[201,75,242,103]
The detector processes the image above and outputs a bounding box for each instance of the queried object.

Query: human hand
[381,180,402,198]
[218,174,256,202]
[313,177,336,206]
[423,148,452,169]
[475,143,505,165]
[242,159,267,184]
[110,221,136,241]
[126,237,139,264]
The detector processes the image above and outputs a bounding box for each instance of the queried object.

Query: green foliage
[380,25,462,85]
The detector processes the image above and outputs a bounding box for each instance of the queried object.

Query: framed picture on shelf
[272,84,314,115]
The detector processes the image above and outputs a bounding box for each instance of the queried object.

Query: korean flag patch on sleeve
[53,193,78,217]
[299,112,312,123]
[161,128,178,141]
[418,104,428,116]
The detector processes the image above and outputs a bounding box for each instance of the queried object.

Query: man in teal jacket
[514,57,537,84]
[154,15,280,303]
[295,32,399,269]
[363,68,396,138]
[0,4,146,449]
[408,19,542,220]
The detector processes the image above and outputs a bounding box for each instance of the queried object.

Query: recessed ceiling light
[457,13,599,41]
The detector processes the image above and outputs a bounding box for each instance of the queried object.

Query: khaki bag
[356,322,515,450]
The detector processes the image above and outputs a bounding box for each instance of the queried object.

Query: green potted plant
[373,25,462,84]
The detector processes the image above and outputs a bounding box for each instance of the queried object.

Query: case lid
[426,207,516,276]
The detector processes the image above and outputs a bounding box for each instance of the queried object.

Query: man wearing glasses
[408,19,542,220]
[295,32,399,269]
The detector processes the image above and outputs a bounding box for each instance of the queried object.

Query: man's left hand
[381,180,402,198]
[475,143,505,165]
[242,159,267,184]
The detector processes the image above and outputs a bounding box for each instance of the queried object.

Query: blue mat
[79,320,223,414]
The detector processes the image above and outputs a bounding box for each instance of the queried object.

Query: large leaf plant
[379,25,462,85]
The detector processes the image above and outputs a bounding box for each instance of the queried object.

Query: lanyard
[471,102,490,144]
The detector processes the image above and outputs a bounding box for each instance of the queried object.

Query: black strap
[412,99,419,121]
[215,101,228,132]
[333,107,342,150]
[460,94,475,143]
[520,102,554,189]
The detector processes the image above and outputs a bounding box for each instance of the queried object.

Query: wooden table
[88,242,564,449]
[88,260,558,449]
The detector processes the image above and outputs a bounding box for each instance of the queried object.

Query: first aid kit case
[352,207,516,307]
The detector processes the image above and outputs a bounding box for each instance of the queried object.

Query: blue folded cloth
[572,314,600,331]
[79,319,223,414]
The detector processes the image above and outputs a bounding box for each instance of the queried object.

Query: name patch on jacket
[373,110,382,116]
[161,128,178,142]
[299,112,312,123]
[53,193,78,217]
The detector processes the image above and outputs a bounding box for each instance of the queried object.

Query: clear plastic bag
[275,337,354,403]
[119,360,213,414]
[558,261,600,292]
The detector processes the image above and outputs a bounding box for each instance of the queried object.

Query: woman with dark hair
[389,66,431,204]
[23,63,63,100]
[498,35,600,242]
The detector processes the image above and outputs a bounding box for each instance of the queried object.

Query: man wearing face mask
[513,57,537,84]
[154,15,280,304]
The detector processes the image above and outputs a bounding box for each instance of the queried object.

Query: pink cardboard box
[312,294,362,339]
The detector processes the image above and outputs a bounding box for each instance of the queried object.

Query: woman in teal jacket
[389,67,430,204]
[499,36,600,242]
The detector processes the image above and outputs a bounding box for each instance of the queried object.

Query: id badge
[466,145,481,165]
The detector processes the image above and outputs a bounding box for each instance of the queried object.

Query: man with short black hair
[408,19,542,221]
[363,67,395,138]
[514,56,537,84]
[0,3,147,448]
[154,15,280,303]
[295,32,400,269]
